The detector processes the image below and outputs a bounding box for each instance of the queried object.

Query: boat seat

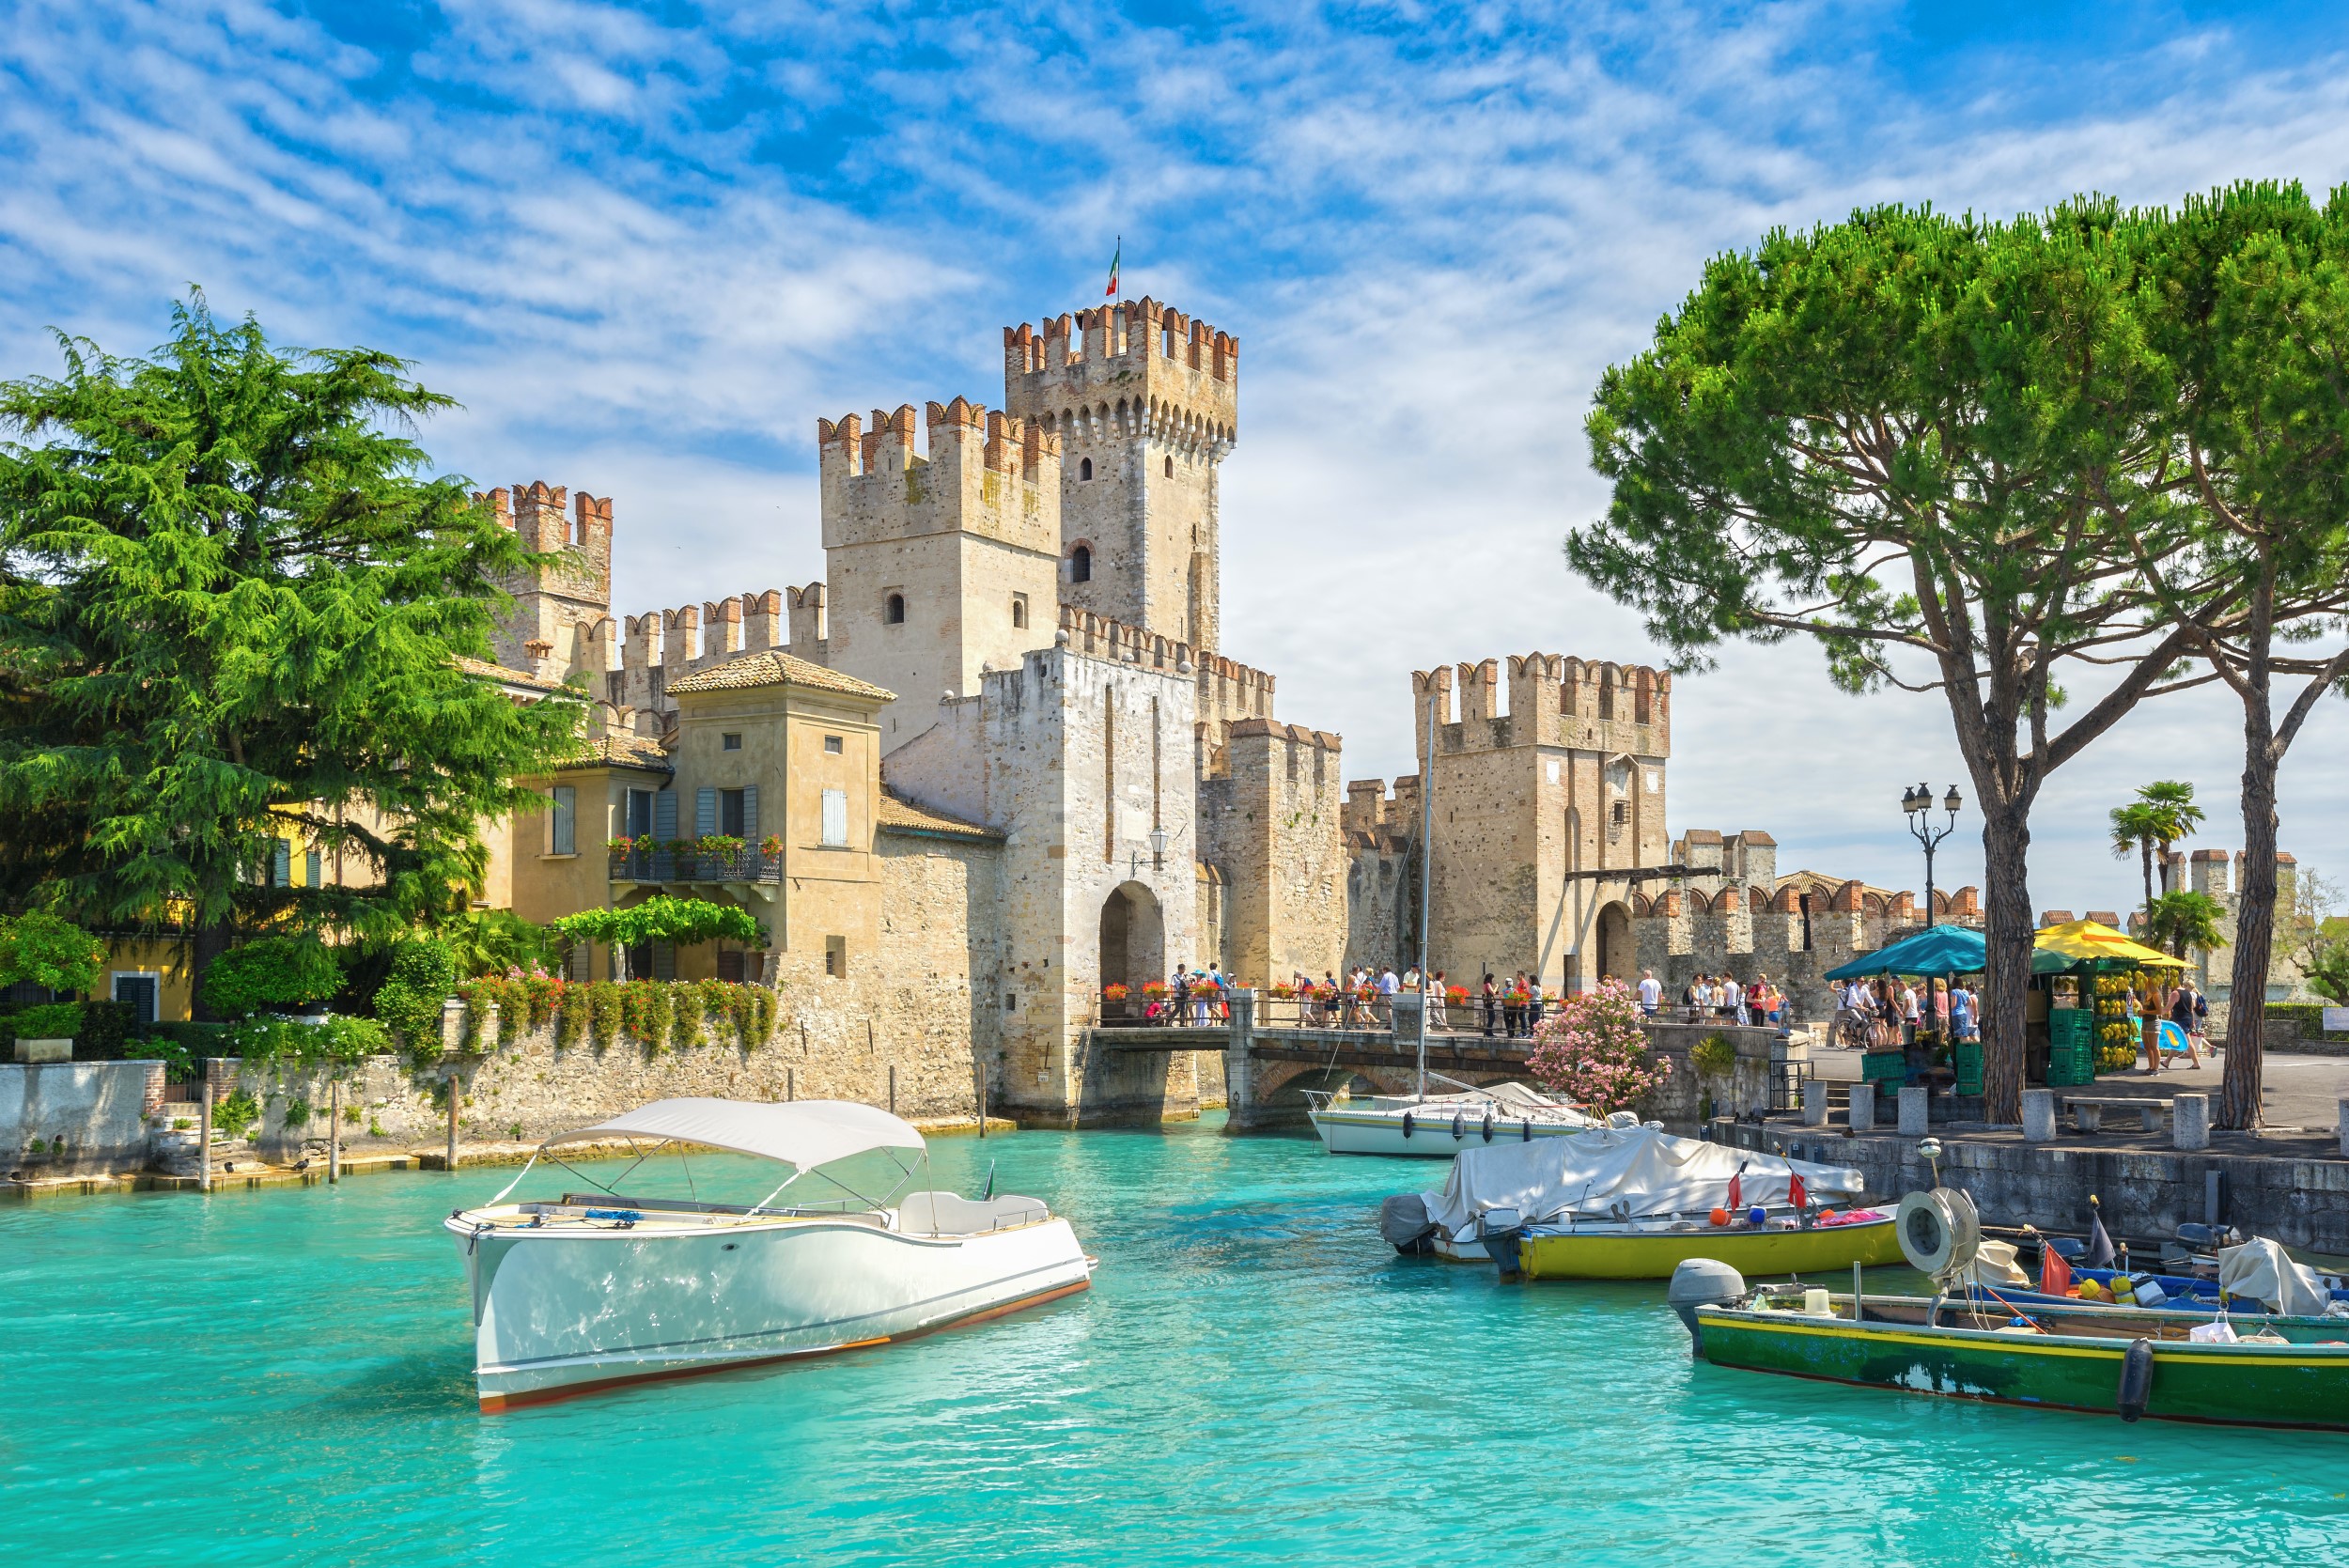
[899,1190,1050,1235]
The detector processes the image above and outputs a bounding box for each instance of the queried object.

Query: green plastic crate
[1860,1050,1908,1084]
[1953,1041,1984,1096]
[2046,1041,2094,1087]
[2049,1009,2094,1050]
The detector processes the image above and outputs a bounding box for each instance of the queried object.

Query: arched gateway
[1098,881,1166,995]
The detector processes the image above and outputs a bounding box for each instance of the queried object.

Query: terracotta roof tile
[878,789,1000,842]
[455,655,565,693]
[667,649,894,703]
[555,733,674,774]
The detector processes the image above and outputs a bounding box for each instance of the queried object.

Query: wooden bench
[2062,1094,2173,1133]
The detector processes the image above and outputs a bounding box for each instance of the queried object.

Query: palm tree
[2137,781,2205,896]
[2143,890,2227,963]
[2108,801,2163,925]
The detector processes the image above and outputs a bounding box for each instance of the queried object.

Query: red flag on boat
[1789,1172,1806,1210]
[1727,1166,1743,1210]
[2041,1241,2072,1296]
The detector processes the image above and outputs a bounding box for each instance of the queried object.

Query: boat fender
[1452,1112,1465,1141]
[1481,1113,1494,1142]
[1521,1119,1532,1142]
[2118,1336,2155,1422]
[1401,1112,1414,1139]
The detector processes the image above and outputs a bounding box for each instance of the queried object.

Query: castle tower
[479,482,614,685]
[1002,298,1237,653]
[817,400,1064,749]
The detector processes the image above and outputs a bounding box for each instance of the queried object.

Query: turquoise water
[6,1116,2347,1565]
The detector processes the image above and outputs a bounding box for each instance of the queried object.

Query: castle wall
[477,483,615,687]
[1197,719,1347,986]
[883,642,1204,1125]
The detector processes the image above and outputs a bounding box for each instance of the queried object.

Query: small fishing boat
[1669,1270,2349,1431]
[1667,1188,2349,1430]
[444,1098,1095,1412]
[1380,1123,1897,1279]
[1305,1079,1605,1157]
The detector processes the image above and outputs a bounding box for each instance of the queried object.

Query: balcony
[609,846,783,886]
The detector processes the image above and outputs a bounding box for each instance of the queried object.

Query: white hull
[1308,1106,1595,1157]
[447,1206,1094,1410]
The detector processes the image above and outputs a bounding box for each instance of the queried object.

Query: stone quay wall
[1720,1119,2349,1255]
[4,1061,167,1176]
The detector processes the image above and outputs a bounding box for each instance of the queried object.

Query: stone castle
[468,292,2013,1125]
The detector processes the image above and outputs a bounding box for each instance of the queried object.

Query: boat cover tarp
[541,1097,926,1172]
[2218,1236,2330,1316]
[1416,1125,1866,1238]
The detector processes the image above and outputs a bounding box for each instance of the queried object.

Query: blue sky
[7,0,2349,915]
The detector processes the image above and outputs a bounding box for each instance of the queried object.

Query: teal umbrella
[1823,924,1987,981]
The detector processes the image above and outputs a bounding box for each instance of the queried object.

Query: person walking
[1429,970,1450,1032]
[1637,969,1661,1016]
[1481,973,1500,1037]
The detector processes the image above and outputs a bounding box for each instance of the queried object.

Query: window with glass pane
[721,788,745,837]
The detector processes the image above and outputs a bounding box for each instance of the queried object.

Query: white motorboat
[443,1097,1095,1411]
[1303,1079,1606,1157]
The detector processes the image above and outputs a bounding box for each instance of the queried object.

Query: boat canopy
[541,1097,926,1173]
[1418,1125,1866,1237]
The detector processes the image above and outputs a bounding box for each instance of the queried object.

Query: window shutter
[742,785,758,846]
[821,788,848,847]
[654,788,677,842]
[697,786,718,837]
[551,784,576,855]
[273,839,291,887]
[305,848,322,887]
[652,941,676,981]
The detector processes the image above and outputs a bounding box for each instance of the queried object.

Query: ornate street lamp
[1904,783,1963,928]
[1130,827,1170,880]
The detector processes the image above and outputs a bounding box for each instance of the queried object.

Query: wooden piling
[445,1074,459,1171]
[787,1067,795,1102]
[889,1064,897,1115]
[198,1077,213,1193]
[975,1059,986,1138]
[327,1079,341,1184]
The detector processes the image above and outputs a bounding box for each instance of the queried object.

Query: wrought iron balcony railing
[608,847,784,885]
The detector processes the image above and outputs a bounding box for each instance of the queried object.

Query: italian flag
[1105,238,1121,298]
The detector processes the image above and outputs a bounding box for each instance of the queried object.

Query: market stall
[2033,919,2188,1083]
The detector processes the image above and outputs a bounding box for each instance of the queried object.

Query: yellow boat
[1517,1214,1902,1280]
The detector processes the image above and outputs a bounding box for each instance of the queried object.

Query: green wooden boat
[1681,1283,2349,1431]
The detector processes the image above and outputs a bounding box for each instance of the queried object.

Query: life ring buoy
[1401,1112,1414,1139]
[1451,1112,1466,1141]
[1481,1112,1494,1142]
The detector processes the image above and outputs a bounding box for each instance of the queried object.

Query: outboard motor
[1379,1193,1439,1255]
[1476,1206,1525,1276]
[1667,1259,1748,1355]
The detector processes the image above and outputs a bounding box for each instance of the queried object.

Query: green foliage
[202,935,342,1016]
[2302,944,2349,1005]
[1690,1032,1737,1080]
[214,1090,261,1141]
[223,1013,388,1066]
[552,895,764,950]
[282,1097,312,1127]
[134,1034,195,1077]
[71,999,134,1058]
[11,1001,83,1039]
[0,912,106,995]
[434,908,558,979]
[2143,890,2227,960]
[0,293,588,935]
[371,937,457,1046]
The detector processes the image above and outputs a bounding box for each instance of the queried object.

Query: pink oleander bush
[1525,980,1671,1115]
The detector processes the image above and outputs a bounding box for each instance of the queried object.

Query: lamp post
[1903,783,1964,928]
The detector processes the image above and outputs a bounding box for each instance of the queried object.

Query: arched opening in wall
[1069,543,1093,583]
[1596,901,1633,988]
[1097,881,1166,1005]
[884,593,906,625]
[1080,457,1094,481]
[1012,595,1028,629]
[1164,455,1174,477]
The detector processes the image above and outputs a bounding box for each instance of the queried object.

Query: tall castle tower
[478,482,615,686]
[1002,299,1237,653]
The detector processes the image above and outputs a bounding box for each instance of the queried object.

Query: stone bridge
[1085,991,1792,1131]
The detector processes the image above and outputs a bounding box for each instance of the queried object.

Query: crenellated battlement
[1002,297,1238,449]
[817,399,1063,487]
[1410,651,1671,758]
[478,480,614,684]
[610,586,807,732]
[1053,603,1273,737]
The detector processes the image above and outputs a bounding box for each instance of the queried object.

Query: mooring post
[974,1059,986,1137]
[1222,988,1258,1133]
[198,1074,214,1194]
[328,1078,341,1184]
[889,1063,897,1116]
[787,1066,796,1102]
[444,1071,459,1172]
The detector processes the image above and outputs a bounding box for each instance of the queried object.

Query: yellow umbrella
[2032,918,2186,969]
